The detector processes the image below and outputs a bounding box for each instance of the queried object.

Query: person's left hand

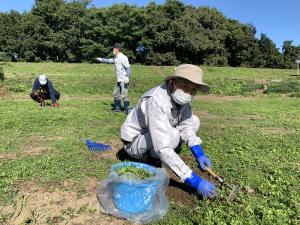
[197,155,213,171]
[190,145,213,171]
[52,102,60,107]
[124,76,129,84]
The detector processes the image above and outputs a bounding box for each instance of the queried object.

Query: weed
[116,166,154,179]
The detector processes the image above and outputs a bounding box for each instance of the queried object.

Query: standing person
[96,43,132,114]
[120,64,218,199]
[30,74,60,107]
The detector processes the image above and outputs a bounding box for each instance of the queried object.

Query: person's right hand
[34,91,39,96]
[95,57,102,62]
[185,172,219,199]
[196,179,219,199]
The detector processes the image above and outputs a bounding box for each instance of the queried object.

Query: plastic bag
[97,162,169,224]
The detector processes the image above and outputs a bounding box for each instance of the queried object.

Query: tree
[255,34,283,68]
[0,0,292,67]
[0,10,23,59]
[282,41,300,69]
[225,20,258,67]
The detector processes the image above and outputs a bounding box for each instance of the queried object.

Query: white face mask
[171,88,193,105]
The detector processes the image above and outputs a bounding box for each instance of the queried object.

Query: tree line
[0,0,299,68]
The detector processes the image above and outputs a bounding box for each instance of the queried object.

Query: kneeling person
[30,74,60,107]
[121,64,218,198]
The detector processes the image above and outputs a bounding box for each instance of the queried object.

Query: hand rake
[205,167,239,201]
[82,138,112,152]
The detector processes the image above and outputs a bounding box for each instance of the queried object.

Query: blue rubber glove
[184,172,219,198]
[190,145,213,170]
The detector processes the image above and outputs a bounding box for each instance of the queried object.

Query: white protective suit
[121,83,202,181]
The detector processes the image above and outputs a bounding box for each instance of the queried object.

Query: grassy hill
[0,62,299,224]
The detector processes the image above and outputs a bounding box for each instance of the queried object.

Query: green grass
[0,62,299,224]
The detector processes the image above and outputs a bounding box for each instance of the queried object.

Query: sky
[0,0,299,50]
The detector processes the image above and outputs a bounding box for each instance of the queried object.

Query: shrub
[145,52,179,66]
[266,81,300,94]
[0,52,10,62]
[210,78,262,95]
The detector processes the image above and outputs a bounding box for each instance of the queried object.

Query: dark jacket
[32,78,57,103]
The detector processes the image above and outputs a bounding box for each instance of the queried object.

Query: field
[0,62,299,225]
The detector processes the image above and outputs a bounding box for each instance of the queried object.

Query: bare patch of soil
[151,66,168,76]
[195,94,259,102]
[260,127,295,135]
[0,85,6,97]
[165,168,197,206]
[0,179,131,225]
[163,154,218,207]
[193,110,222,120]
[255,79,269,84]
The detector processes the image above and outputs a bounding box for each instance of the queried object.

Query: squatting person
[96,43,132,114]
[120,64,218,198]
[30,74,60,107]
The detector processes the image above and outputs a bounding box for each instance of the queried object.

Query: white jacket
[101,52,130,82]
[121,83,202,180]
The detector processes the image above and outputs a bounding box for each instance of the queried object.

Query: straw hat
[164,64,210,92]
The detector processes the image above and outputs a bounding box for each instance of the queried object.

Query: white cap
[38,74,47,85]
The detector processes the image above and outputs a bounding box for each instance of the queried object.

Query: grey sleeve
[146,99,192,181]
[101,58,115,64]
[176,107,202,147]
[121,56,130,68]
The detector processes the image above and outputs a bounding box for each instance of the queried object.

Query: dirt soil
[0,85,5,97]
[194,94,259,102]
[164,153,218,206]
[1,179,131,225]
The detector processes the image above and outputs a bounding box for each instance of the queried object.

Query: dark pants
[30,91,60,103]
